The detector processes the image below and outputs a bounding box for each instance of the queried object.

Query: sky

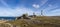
[0,0,60,17]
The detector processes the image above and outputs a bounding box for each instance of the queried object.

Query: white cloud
[0,0,10,8]
[44,5,58,13]
[47,12,60,16]
[0,7,35,17]
[0,7,60,16]
[41,0,48,4]
[40,0,48,7]
[32,4,40,9]
[50,9,60,13]
[44,9,60,16]
[48,4,53,7]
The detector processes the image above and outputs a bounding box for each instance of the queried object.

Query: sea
[0,17,16,21]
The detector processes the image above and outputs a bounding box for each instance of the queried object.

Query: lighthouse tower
[41,10,43,16]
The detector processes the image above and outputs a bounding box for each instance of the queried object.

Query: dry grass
[6,16,60,27]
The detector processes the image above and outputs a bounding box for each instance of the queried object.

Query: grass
[6,16,60,27]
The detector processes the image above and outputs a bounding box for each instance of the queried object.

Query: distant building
[16,12,37,20]
[16,13,30,20]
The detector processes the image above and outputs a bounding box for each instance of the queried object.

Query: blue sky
[0,0,60,17]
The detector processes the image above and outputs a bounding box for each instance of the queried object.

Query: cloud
[48,4,53,7]
[43,4,58,13]
[0,0,10,8]
[32,4,40,9]
[44,8,60,16]
[42,4,60,16]
[44,12,59,16]
[0,7,35,17]
[40,0,48,7]
[0,7,60,16]
[50,9,60,13]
